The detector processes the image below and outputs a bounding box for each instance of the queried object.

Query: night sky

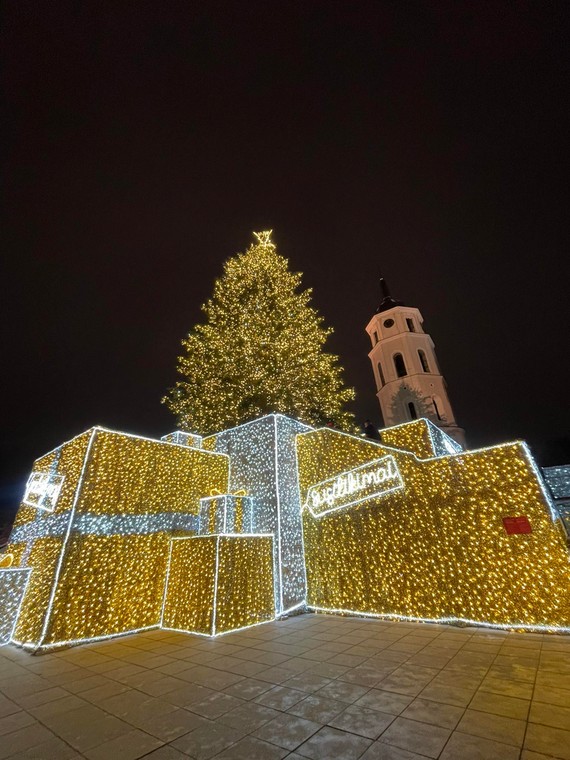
[2,2,569,519]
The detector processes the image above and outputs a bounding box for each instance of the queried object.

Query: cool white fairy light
[23,472,65,512]
[203,413,311,615]
[304,455,404,517]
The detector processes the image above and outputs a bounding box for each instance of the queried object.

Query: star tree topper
[253,230,275,248]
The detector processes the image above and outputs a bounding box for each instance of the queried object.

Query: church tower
[365,279,466,447]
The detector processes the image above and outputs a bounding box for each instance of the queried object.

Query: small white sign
[23,472,65,512]
[304,455,403,517]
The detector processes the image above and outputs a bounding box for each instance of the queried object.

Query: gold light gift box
[3,414,570,652]
[7,427,229,649]
[297,426,570,628]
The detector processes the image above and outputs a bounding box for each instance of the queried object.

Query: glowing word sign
[304,455,403,517]
[23,472,65,512]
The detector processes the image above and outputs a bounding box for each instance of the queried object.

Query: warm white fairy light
[3,411,570,654]
[298,426,570,630]
[0,568,32,645]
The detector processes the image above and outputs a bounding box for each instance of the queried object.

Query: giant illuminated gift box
[0,566,31,644]
[2,414,570,652]
[297,422,570,628]
[162,534,275,635]
[5,427,230,649]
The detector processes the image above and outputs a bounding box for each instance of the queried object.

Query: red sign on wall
[503,516,532,535]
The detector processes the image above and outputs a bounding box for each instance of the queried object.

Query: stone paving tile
[253,712,321,750]
[328,702,396,739]
[281,672,332,694]
[254,684,306,710]
[0,673,54,699]
[4,735,81,759]
[469,688,530,719]
[439,730,521,759]
[337,663,397,687]
[314,679,370,703]
[98,689,176,720]
[134,747,191,760]
[187,691,245,719]
[401,696,464,729]
[478,674,535,699]
[79,679,131,703]
[223,676,273,700]
[378,716,450,758]
[27,694,89,719]
[530,700,570,730]
[3,613,570,759]
[82,728,163,759]
[524,722,570,760]
[217,701,281,731]
[304,661,349,679]
[355,688,414,715]
[418,680,478,707]
[295,725,372,759]
[0,723,58,760]
[36,703,135,753]
[138,706,207,740]
[533,683,570,708]
[287,694,347,722]
[171,720,248,759]
[361,742,431,759]
[456,707,527,746]
[254,665,300,684]
[215,734,289,759]
[0,710,36,735]
[0,695,21,718]
[162,682,216,707]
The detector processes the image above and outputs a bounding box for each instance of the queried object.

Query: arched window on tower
[377,362,385,388]
[418,349,430,373]
[394,353,407,378]
[407,402,418,420]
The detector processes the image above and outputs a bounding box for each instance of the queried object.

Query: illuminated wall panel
[12,537,64,645]
[379,418,462,459]
[78,429,228,517]
[215,535,275,633]
[162,535,274,635]
[298,427,570,629]
[0,569,31,644]
[44,533,170,645]
[162,536,217,635]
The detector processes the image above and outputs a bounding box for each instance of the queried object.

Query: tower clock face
[383,319,394,328]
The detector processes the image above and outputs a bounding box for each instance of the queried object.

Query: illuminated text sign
[304,455,403,517]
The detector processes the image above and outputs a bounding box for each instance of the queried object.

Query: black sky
[2,1,569,517]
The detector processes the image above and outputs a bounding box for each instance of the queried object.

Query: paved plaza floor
[1,613,569,759]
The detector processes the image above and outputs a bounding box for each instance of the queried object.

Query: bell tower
[365,278,466,448]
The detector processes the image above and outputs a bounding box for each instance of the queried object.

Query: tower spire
[376,276,404,313]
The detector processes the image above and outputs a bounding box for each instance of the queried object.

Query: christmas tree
[163,231,355,434]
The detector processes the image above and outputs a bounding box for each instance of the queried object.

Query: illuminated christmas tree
[163,230,355,434]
